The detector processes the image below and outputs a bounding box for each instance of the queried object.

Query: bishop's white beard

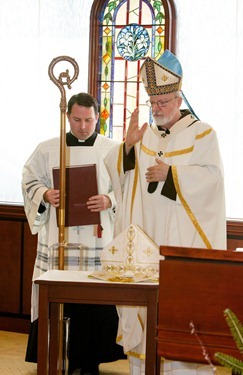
[153,106,178,128]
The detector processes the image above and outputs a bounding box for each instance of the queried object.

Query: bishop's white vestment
[105,112,227,375]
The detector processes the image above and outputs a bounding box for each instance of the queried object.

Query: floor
[0,330,129,375]
[0,330,231,375]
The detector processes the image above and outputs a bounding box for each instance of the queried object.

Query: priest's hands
[43,190,111,211]
[125,108,148,154]
[145,158,170,182]
[43,189,59,207]
[87,194,112,212]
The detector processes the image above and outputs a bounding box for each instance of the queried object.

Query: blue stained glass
[116,23,150,62]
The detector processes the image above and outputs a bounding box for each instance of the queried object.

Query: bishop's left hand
[145,158,170,182]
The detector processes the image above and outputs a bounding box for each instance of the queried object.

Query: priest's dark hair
[67,92,99,115]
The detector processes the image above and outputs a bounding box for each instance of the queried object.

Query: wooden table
[35,270,159,375]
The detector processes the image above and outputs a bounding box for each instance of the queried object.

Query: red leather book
[52,164,100,227]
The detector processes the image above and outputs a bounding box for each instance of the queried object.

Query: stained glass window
[90,0,176,141]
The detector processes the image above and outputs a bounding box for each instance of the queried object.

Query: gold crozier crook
[48,56,79,374]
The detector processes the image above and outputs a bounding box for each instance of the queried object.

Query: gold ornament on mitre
[99,224,160,281]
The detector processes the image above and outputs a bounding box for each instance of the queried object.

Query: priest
[22,92,126,375]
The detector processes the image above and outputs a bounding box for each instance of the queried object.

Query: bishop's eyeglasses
[146,97,178,108]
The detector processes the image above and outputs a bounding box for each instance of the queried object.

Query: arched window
[89,0,176,141]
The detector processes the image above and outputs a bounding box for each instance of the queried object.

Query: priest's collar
[66,131,98,146]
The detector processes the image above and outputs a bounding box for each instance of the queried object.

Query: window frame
[88,0,177,134]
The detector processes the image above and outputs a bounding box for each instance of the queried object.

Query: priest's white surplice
[22,134,118,322]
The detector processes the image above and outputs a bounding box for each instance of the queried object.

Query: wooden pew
[157,246,243,370]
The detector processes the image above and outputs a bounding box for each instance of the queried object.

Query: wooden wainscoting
[0,204,242,333]
[227,220,243,250]
[0,204,37,333]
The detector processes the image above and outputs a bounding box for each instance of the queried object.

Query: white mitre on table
[100,224,160,279]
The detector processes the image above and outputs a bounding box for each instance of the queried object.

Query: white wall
[0,0,93,203]
[175,0,243,219]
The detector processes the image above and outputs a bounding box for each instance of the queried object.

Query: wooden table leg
[49,302,60,374]
[37,285,49,375]
[145,289,158,375]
